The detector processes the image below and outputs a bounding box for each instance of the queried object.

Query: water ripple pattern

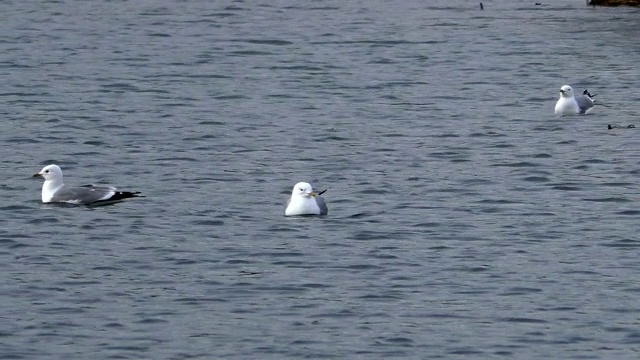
[2,0,640,359]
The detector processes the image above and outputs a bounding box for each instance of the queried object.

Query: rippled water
[2,0,640,358]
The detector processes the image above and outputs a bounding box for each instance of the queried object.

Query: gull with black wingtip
[554,85,595,115]
[285,182,328,216]
[33,164,142,206]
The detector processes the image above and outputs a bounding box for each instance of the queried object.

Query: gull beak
[308,192,317,198]
[559,89,565,94]
[33,172,42,178]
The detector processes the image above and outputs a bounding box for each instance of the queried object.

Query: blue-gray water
[2,0,640,359]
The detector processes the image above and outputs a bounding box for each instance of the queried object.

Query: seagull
[33,164,142,206]
[285,182,328,216]
[554,85,595,115]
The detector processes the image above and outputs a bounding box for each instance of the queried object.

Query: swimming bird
[33,164,142,205]
[554,85,595,115]
[285,182,328,216]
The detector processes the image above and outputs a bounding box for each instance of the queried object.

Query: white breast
[285,197,321,216]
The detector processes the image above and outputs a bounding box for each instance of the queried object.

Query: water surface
[2,1,640,359]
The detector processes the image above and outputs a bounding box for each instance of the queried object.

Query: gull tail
[111,191,143,201]
[90,191,144,207]
[583,89,596,99]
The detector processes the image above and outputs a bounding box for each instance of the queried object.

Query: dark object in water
[480,2,484,10]
[608,124,636,129]
[588,1,640,7]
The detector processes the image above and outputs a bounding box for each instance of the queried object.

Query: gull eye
[299,188,304,191]
[45,170,49,173]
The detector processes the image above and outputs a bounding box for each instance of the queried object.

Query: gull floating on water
[554,85,595,115]
[285,182,328,216]
[33,164,142,205]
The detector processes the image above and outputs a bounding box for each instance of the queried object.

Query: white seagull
[33,164,142,205]
[285,182,328,216]
[554,85,595,115]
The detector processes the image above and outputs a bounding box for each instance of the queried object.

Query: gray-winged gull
[33,164,141,205]
[285,182,328,216]
[555,85,595,115]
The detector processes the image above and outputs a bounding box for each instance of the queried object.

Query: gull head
[559,85,574,98]
[33,164,63,182]
[291,182,316,199]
